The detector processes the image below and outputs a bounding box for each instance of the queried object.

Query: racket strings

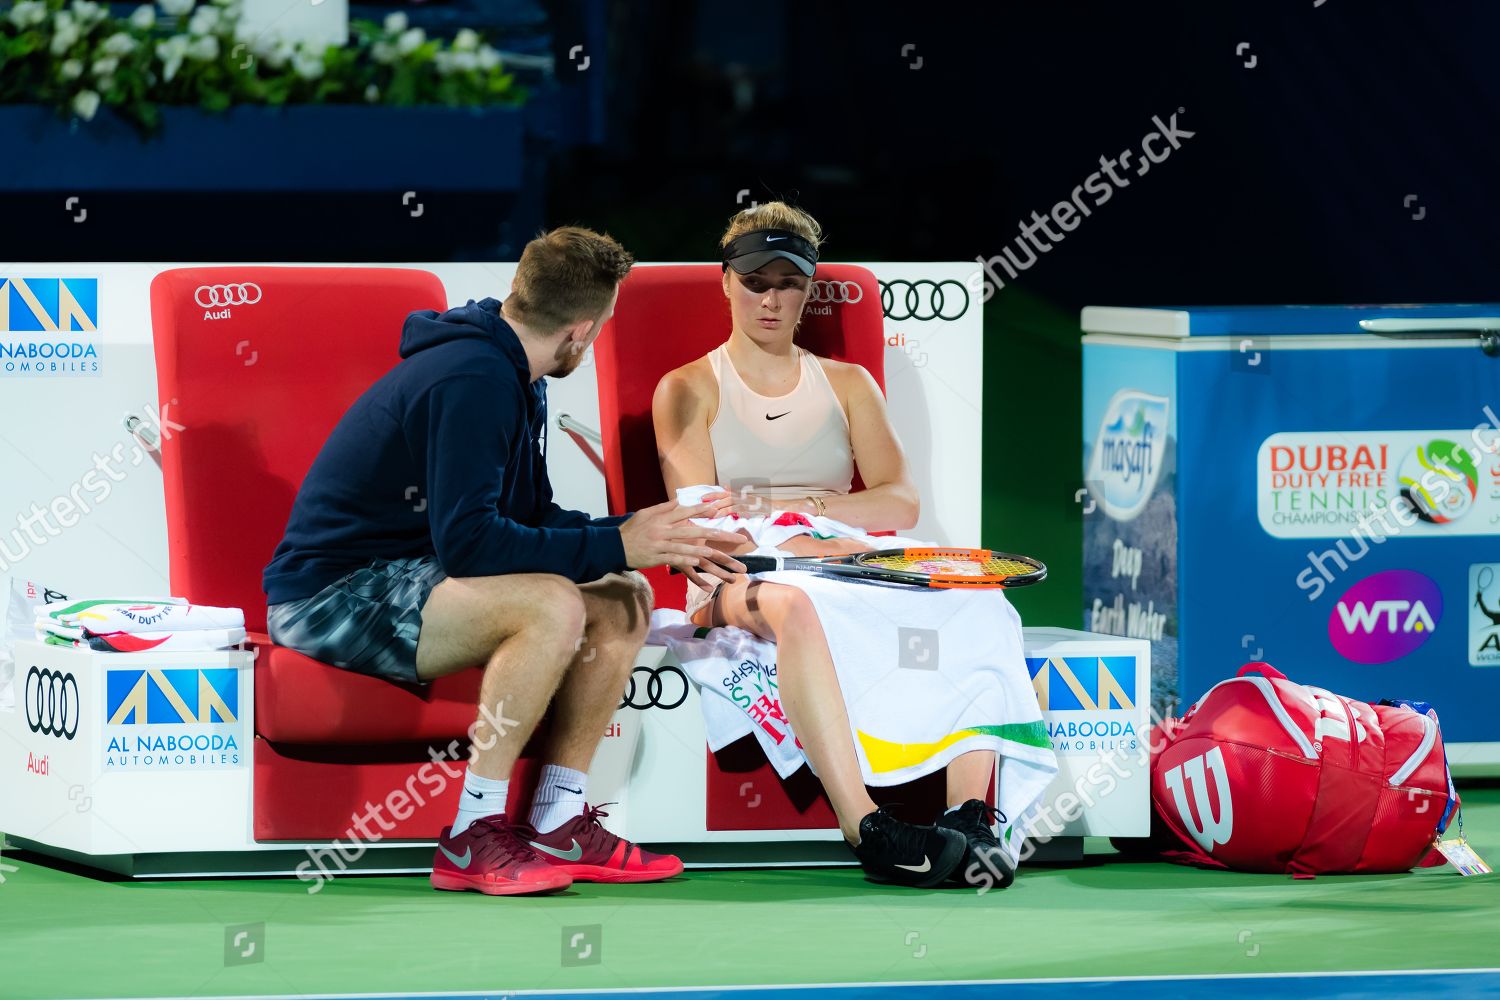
[859,554,1038,578]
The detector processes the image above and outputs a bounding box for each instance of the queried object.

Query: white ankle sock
[527,764,588,833]
[453,770,510,835]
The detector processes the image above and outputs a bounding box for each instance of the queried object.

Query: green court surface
[1,787,1495,999]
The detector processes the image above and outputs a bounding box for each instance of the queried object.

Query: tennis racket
[728,547,1047,590]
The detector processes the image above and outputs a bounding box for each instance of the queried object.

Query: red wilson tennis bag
[1148,663,1458,874]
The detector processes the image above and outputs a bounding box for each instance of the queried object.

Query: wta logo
[1329,569,1442,664]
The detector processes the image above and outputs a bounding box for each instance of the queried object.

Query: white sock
[527,764,588,833]
[453,770,510,835]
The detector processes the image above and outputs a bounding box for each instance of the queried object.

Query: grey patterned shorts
[267,555,448,684]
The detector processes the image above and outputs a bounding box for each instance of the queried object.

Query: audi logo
[194,283,262,308]
[25,666,79,741]
[619,665,689,710]
[879,279,970,322]
[807,280,864,305]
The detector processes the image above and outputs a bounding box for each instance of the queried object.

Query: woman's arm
[813,363,920,531]
[652,365,719,494]
[653,366,757,555]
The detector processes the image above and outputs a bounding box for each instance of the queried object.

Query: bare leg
[696,579,878,843]
[540,572,653,771]
[415,574,586,780]
[946,750,996,810]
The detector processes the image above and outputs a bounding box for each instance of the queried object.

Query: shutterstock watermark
[1295,406,1500,602]
[974,110,1195,302]
[0,399,184,573]
[294,697,521,893]
[967,705,1173,895]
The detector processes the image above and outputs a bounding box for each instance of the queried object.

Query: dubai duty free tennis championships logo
[1328,569,1442,664]
[1085,389,1169,521]
[1398,438,1479,524]
[0,276,100,376]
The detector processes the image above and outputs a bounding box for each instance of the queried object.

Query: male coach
[263,227,744,895]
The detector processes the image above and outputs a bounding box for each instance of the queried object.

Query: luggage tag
[1435,813,1492,876]
[1435,838,1491,876]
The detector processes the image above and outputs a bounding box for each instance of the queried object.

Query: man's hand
[620,497,748,589]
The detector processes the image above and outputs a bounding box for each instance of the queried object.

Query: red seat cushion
[254,640,481,745]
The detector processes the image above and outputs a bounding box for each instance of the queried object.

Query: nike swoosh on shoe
[895,856,932,873]
[530,838,584,861]
[438,845,472,868]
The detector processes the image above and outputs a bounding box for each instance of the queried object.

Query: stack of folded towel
[36,597,247,652]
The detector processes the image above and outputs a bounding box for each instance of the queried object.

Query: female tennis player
[651,202,1011,889]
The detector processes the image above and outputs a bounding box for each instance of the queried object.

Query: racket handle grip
[737,555,782,573]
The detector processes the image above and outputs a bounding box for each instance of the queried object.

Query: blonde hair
[720,201,825,251]
[508,226,634,333]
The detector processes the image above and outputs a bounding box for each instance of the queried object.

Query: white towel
[675,484,925,552]
[41,600,241,634]
[648,580,1058,865]
[82,627,246,653]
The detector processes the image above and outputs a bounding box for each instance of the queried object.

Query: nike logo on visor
[895,857,932,873]
[765,236,786,242]
[530,838,584,861]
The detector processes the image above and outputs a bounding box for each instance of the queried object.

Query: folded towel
[40,600,242,634]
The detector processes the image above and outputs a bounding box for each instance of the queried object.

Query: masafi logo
[1329,569,1443,664]
[1086,389,1169,521]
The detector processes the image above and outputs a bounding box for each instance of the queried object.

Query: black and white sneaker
[850,806,966,888]
[937,799,1015,889]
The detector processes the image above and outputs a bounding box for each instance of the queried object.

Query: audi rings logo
[807,280,864,305]
[619,665,689,710]
[25,666,80,741]
[879,279,969,321]
[194,283,262,308]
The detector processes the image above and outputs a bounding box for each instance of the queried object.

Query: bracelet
[807,495,827,517]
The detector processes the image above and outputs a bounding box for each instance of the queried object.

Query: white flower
[477,44,500,71]
[159,0,197,16]
[59,58,84,81]
[186,34,218,60]
[50,12,81,55]
[91,56,118,76]
[101,32,138,56]
[188,6,219,35]
[383,11,407,34]
[263,38,293,68]
[453,27,479,52]
[451,50,478,73]
[432,50,453,75]
[70,1,106,24]
[363,82,379,103]
[156,34,189,81]
[7,2,48,29]
[128,5,156,30]
[395,27,425,56]
[371,40,396,65]
[72,89,101,121]
[291,47,323,79]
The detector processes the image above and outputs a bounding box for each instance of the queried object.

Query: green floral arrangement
[0,0,524,134]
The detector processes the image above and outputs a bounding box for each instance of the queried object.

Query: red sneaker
[429,816,573,896]
[517,804,684,883]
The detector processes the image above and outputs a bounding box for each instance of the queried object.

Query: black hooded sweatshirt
[263,297,629,606]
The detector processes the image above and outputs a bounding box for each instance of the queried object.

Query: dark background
[8,0,1497,623]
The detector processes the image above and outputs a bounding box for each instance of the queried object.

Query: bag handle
[1237,661,1287,681]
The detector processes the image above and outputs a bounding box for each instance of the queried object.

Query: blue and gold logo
[1026,656,1136,712]
[105,668,238,725]
[1,277,98,332]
